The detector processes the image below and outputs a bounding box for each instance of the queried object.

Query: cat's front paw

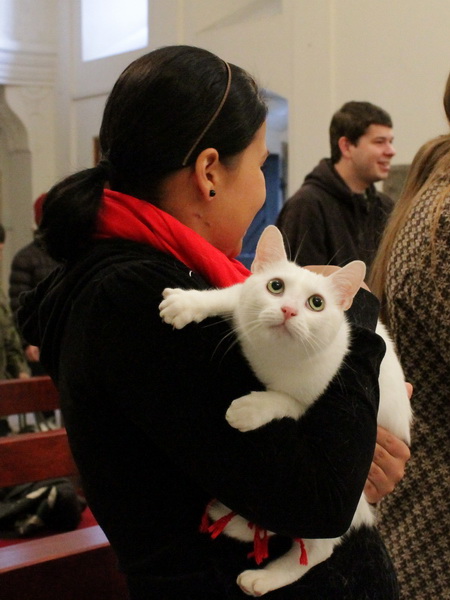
[225,392,271,432]
[237,569,275,597]
[159,288,206,329]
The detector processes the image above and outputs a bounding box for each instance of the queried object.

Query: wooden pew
[0,376,129,599]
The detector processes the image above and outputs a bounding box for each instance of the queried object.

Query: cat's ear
[251,226,287,273]
[329,261,366,311]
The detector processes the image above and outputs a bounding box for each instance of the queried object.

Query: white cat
[159,225,412,597]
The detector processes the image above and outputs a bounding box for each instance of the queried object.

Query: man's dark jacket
[276,159,394,274]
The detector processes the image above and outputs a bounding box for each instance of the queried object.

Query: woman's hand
[364,383,413,503]
[25,344,40,362]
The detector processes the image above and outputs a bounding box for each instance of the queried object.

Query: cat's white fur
[159,225,412,597]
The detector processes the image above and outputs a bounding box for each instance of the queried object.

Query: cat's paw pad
[237,569,274,596]
[225,393,268,432]
[159,288,204,329]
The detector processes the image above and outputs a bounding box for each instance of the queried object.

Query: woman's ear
[194,148,221,201]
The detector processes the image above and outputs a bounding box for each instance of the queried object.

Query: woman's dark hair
[40,45,267,262]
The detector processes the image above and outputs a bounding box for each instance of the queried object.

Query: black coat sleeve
[81,259,383,540]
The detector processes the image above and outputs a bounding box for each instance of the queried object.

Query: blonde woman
[369,76,450,599]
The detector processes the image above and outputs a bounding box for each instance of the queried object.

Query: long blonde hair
[444,71,450,124]
[369,133,450,322]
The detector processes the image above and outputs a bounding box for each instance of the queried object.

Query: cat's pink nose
[281,306,297,320]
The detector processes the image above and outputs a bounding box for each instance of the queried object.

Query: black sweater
[18,239,398,599]
[276,159,394,275]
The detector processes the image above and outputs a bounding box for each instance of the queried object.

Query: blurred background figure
[0,223,30,436]
[9,195,58,376]
[369,73,450,599]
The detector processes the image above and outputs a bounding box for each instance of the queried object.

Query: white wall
[177,0,450,192]
[0,0,448,286]
[332,0,450,166]
[66,0,180,173]
[5,0,450,205]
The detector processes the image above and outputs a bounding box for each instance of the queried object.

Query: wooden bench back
[0,526,128,600]
[0,376,78,487]
[0,376,129,598]
[0,375,59,415]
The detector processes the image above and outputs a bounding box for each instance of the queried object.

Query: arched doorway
[237,89,288,268]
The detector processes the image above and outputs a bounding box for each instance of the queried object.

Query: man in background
[0,224,29,436]
[276,101,395,275]
[9,195,58,376]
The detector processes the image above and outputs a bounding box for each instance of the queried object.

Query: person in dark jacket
[9,195,58,375]
[276,101,395,276]
[0,224,30,436]
[17,46,409,599]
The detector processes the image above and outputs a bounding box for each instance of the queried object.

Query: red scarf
[96,189,250,287]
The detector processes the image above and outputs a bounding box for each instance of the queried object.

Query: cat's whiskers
[285,319,330,358]
[233,318,266,351]
[300,327,326,355]
[235,318,264,339]
[213,329,242,362]
[282,320,313,356]
[292,233,308,264]
[200,315,234,328]
[200,315,247,361]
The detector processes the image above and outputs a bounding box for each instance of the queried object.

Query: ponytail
[38,164,107,262]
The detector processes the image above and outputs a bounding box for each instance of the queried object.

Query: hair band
[181,61,232,167]
[97,157,112,179]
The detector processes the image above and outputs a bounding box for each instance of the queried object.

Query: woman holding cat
[18,45,408,599]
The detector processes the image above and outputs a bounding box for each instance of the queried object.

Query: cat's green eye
[307,295,325,311]
[267,279,284,295]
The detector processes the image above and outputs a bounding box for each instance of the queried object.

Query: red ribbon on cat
[294,537,309,566]
[96,189,250,288]
[199,502,308,567]
[247,522,270,565]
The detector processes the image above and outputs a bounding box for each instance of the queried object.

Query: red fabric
[201,507,274,566]
[207,511,237,540]
[199,504,212,534]
[294,537,308,565]
[34,193,47,226]
[247,523,269,565]
[96,189,250,288]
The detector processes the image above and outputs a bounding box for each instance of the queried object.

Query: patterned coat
[0,287,28,379]
[379,174,450,599]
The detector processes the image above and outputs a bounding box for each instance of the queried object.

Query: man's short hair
[329,101,393,163]
[0,224,5,244]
